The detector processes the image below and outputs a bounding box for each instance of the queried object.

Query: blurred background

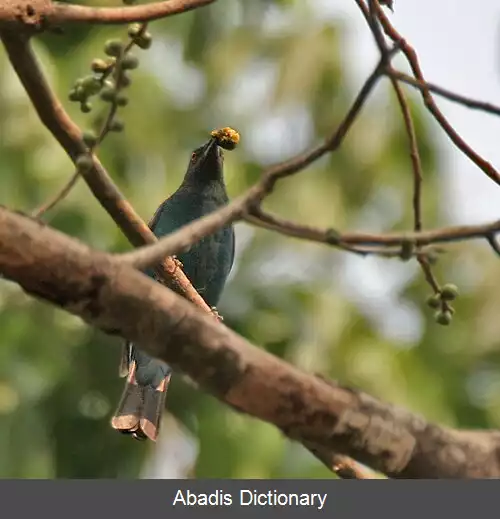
[0,0,499,478]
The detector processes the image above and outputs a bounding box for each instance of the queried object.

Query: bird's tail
[111,346,171,442]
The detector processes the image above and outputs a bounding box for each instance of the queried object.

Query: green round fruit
[435,310,452,326]
[441,284,459,301]
[426,294,440,309]
[122,54,139,70]
[104,40,124,57]
[75,154,93,172]
[82,131,97,148]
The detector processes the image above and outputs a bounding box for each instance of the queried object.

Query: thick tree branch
[1,0,499,481]
[1,206,500,479]
[0,0,215,27]
[0,31,214,315]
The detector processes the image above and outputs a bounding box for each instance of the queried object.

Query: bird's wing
[230,227,236,269]
[147,191,183,235]
[147,201,166,233]
[118,341,133,377]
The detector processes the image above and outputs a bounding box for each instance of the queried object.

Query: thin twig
[31,168,80,218]
[392,80,424,232]
[388,69,500,117]
[94,24,151,145]
[339,221,500,247]
[304,442,377,479]
[245,204,497,251]
[418,257,440,292]
[372,0,500,186]
[367,0,424,234]
[486,234,500,257]
[367,0,436,295]
[244,209,443,260]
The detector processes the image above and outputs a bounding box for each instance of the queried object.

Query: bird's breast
[152,183,234,307]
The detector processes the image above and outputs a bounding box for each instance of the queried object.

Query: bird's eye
[191,152,197,163]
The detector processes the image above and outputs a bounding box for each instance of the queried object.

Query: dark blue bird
[111,136,235,441]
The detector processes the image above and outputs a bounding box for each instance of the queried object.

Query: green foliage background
[0,0,498,478]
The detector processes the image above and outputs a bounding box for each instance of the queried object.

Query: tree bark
[1,206,499,478]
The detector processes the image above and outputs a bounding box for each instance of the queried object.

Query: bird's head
[185,137,224,183]
[184,128,239,184]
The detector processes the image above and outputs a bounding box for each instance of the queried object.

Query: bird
[110,132,236,441]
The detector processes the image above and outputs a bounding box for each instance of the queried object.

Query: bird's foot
[172,256,183,268]
[165,256,184,276]
[211,307,224,322]
[314,372,340,389]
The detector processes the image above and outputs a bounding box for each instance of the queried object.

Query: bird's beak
[200,137,219,163]
[197,137,223,175]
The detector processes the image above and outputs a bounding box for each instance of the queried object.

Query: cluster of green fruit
[68,37,139,117]
[71,24,153,171]
[426,284,459,326]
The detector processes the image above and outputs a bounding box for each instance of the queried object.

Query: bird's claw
[172,255,184,268]
[165,256,184,276]
[211,307,224,322]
